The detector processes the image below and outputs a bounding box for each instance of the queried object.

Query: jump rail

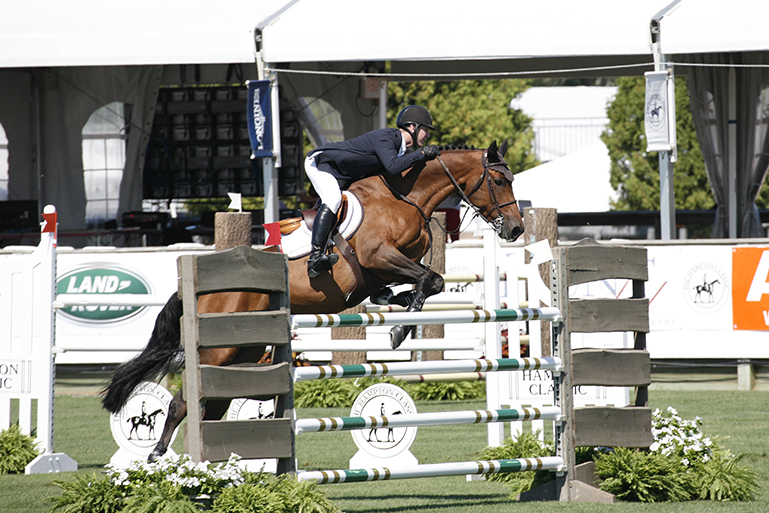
[297,456,564,484]
[295,406,563,434]
[292,307,561,329]
[293,357,562,382]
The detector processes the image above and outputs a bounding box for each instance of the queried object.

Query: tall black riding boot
[307,204,340,278]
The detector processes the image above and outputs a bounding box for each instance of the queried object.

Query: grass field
[1,389,767,513]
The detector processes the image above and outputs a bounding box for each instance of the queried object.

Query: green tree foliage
[388,80,538,174]
[602,76,713,211]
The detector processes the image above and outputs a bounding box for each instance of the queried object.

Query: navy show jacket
[309,128,427,182]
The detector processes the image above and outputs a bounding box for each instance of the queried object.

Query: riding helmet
[396,105,437,131]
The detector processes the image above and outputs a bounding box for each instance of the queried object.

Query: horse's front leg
[149,389,186,461]
[390,269,444,349]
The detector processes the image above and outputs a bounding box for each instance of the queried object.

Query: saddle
[278,195,350,235]
[274,193,368,305]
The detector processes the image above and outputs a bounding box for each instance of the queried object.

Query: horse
[102,140,524,461]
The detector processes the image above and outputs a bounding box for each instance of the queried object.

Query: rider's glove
[422,145,440,161]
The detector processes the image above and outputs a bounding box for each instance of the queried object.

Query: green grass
[1,391,767,512]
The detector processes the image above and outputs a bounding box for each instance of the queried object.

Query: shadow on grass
[330,493,511,513]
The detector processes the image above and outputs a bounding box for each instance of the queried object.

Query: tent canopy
[1,0,768,239]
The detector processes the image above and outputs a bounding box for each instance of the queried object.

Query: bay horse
[102,140,524,461]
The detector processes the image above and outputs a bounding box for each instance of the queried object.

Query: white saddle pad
[280,191,363,259]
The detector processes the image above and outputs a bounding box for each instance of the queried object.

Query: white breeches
[305,154,342,213]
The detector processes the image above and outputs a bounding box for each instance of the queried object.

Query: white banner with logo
[644,71,673,152]
[53,246,213,363]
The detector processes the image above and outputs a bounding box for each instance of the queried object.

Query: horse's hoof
[148,446,165,463]
[390,326,405,349]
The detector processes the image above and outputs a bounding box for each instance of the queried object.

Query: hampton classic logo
[350,383,417,459]
[56,265,151,322]
[682,261,729,312]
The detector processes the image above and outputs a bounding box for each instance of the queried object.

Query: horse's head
[452,140,524,242]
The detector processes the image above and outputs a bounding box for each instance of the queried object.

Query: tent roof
[1,1,768,70]
[261,0,669,66]
[0,0,285,68]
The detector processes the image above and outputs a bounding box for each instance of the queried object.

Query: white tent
[513,143,616,213]
[0,0,768,239]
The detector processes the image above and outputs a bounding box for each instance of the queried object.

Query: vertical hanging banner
[246,80,274,159]
[644,71,673,152]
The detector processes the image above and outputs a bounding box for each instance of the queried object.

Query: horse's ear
[489,140,498,153]
[499,139,509,157]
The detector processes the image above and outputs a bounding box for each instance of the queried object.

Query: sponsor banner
[53,248,211,362]
[732,247,769,330]
[246,80,274,159]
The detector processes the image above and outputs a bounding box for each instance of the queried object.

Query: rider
[303,105,441,278]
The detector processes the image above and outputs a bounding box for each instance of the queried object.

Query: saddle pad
[280,191,363,259]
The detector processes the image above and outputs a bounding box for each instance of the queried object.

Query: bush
[48,454,342,513]
[294,379,355,408]
[408,380,485,401]
[0,424,40,474]
[690,451,758,501]
[476,431,555,497]
[48,473,126,513]
[595,447,693,502]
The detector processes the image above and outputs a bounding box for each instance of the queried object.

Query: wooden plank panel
[200,362,291,400]
[563,245,648,286]
[568,299,649,333]
[198,310,290,348]
[572,349,651,387]
[201,418,294,461]
[195,246,288,295]
[573,407,652,448]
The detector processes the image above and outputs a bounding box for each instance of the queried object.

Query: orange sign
[732,247,769,330]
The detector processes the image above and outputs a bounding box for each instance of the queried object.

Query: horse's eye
[494,177,506,186]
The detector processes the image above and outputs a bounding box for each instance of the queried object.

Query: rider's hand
[422,145,440,161]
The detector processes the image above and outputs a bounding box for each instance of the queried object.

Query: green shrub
[294,379,355,408]
[408,380,484,401]
[48,473,126,513]
[212,483,284,513]
[476,431,555,497]
[690,451,758,501]
[595,447,692,502]
[0,424,41,474]
[122,480,199,513]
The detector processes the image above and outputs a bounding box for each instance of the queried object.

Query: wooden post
[331,305,367,365]
[421,212,446,361]
[215,212,252,250]
[523,207,557,356]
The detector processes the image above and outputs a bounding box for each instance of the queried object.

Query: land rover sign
[56,266,151,322]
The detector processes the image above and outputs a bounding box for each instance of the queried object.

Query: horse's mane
[436,144,479,151]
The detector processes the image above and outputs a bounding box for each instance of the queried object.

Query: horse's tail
[101,293,184,414]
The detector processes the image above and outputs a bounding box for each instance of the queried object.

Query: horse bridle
[436,151,517,234]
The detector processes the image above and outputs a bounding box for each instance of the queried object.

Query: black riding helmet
[396,106,437,143]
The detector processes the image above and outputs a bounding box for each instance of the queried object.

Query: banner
[644,71,673,152]
[246,80,274,159]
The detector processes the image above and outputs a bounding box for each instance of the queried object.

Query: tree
[601,76,714,211]
[388,80,538,174]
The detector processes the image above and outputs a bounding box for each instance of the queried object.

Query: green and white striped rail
[295,406,563,434]
[297,456,564,484]
[293,357,562,382]
[291,307,561,329]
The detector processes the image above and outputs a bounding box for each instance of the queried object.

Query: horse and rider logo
[110,382,174,457]
[683,262,729,312]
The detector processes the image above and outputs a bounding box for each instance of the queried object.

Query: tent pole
[728,66,738,238]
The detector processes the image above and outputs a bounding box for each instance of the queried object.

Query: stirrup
[307,251,339,278]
